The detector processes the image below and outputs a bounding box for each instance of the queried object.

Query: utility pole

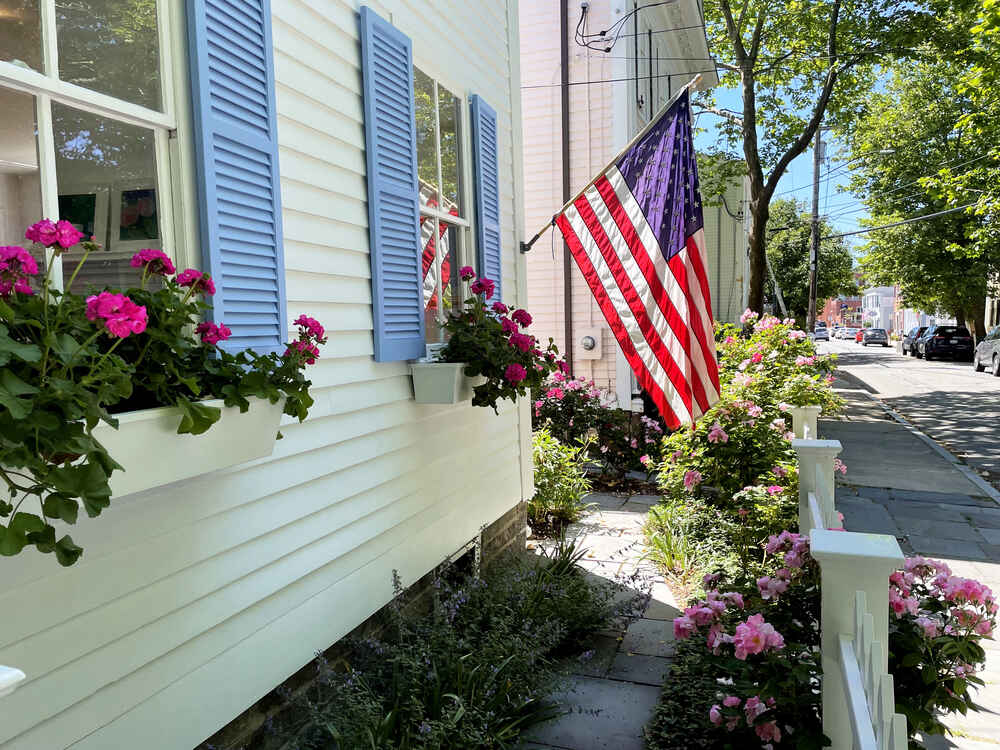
[807,126,824,331]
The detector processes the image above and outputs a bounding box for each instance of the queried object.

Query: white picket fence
[790,407,909,750]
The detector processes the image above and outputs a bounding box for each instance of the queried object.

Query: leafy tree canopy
[764,199,856,322]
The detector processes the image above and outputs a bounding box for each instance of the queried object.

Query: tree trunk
[746,200,769,313]
[971,302,987,341]
[956,310,966,329]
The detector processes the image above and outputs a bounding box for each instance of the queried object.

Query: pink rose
[683,469,702,491]
[707,422,729,444]
[708,705,722,726]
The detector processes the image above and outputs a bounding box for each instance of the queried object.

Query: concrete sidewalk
[521,494,678,750]
[823,386,1000,749]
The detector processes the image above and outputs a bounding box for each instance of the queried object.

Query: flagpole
[519,73,703,254]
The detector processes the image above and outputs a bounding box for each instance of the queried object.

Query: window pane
[437,84,462,211]
[420,212,460,344]
[0,2,42,71]
[52,102,161,294]
[413,66,438,201]
[56,0,162,110]
[0,88,43,253]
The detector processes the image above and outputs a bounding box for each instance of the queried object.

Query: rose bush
[437,268,562,411]
[0,221,324,566]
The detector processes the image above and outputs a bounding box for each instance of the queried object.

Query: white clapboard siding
[0,0,527,748]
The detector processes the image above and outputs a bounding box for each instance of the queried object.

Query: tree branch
[695,106,744,125]
[762,0,843,200]
[748,8,767,60]
[718,0,747,62]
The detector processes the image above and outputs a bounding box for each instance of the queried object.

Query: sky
[695,85,869,252]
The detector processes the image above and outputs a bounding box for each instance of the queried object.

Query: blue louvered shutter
[186,0,287,354]
[470,95,502,302]
[359,6,424,362]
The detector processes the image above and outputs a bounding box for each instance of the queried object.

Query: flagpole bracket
[519,217,557,254]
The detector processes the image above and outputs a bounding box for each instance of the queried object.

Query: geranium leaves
[0,369,39,419]
[175,397,222,435]
[0,324,41,366]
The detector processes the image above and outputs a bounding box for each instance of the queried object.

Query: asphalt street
[818,336,1000,485]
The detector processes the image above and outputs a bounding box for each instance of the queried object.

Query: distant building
[520,0,739,408]
[820,295,861,327]
[861,286,897,332]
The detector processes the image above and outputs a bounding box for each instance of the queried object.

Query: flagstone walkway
[521,493,678,750]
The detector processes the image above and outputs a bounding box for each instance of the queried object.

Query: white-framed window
[0,0,191,292]
[412,65,471,345]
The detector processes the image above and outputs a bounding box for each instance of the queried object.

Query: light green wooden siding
[0,1,528,748]
[702,178,746,325]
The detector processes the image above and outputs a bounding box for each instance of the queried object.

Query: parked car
[855,329,865,343]
[813,327,830,341]
[915,325,974,361]
[837,327,857,339]
[901,326,928,356]
[973,325,1000,375]
[862,328,889,346]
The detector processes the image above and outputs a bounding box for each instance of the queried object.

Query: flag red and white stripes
[553,90,719,429]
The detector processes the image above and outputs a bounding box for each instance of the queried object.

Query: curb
[861,392,1000,506]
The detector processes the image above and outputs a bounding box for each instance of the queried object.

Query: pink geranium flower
[508,332,533,352]
[459,265,475,280]
[0,245,39,297]
[284,339,320,365]
[130,248,175,276]
[491,301,508,314]
[85,291,148,338]
[294,314,325,341]
[176,268,216,295]
[470,277,495,299]
[195,321,232,346]
[504,363,527,383]
[26,219,83,249]
[511,308,532,327]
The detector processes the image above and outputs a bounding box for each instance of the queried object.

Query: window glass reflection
[0,88,43,259]
[52,102,161,293]
[438,84,461,210]
[56,0,162,110]
[413,66,438,202]
[0,1,42,70]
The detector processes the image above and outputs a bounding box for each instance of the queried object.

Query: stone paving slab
[894,518,988,543]
[607,652,672,686]
[620,617,675,658]
[836,498,901,536]
[520,676,660,750]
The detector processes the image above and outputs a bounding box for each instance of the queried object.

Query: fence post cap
[788,404,823,413]
[791,438,843,454]
[809,528,904,567]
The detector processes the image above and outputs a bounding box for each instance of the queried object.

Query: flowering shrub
[0,221,323,566]
[887,556,997,737]
[437,268,561,411]
[532,373,665,482]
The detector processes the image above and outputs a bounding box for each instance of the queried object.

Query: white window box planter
[0,665,26,698]
[410,362,486,404]
[92,397,285,497]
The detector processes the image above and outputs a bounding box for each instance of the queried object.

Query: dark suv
[915,325,974,361]
[862,328,888,347]
[902,326,927,356]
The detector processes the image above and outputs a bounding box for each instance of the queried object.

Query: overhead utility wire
[521,67,719,89]
[823,203,977,240]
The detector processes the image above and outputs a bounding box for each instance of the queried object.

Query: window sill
[410,362,485,404]
[92,397,285,497]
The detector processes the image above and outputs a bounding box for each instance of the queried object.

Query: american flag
[419,181,456,309]
[554,89,720,429]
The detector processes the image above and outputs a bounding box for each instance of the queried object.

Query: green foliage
[843,52,992,333]
[438,274,560,412]
[764,199,857,321]
[529,429,594,536]
[0,232,319,567]
[698,0,937,309]
[263,542,632,749]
